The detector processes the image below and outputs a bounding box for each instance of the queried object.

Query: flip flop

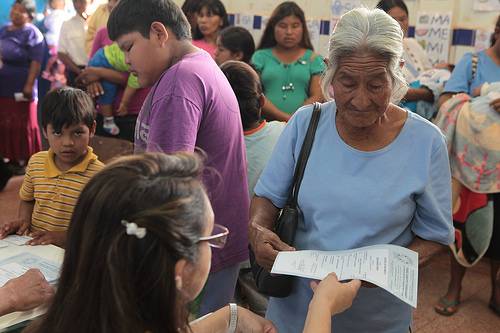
[489,301,500,317]
[434,297,460,316]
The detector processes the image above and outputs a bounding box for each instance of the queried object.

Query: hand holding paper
[271,244,419,307]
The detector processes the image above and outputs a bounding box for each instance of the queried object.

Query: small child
[214,26,255,65]
[0,87,105,247]
[58,0,92,87]
[43,0,69,49]
[87,43,139,135]
[220,60,286,198]
[219,60,286,316]
[107,0,249,316]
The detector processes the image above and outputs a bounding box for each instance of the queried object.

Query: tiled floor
[1,176,499,332]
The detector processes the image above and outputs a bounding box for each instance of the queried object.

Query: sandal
[489,300,500,317]
[434,296,460,316]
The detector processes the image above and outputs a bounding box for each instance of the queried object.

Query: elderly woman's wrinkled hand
[4,269,54,312]
[86,82,105,98]
[250,222,295,271]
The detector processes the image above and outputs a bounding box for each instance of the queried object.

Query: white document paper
[271,244,418,308]
[473,0,500,12]
[0,263,29,287]
[3,235,33,246]
[14,92,29,102]
[330,0,362,18]
[415,12,452,66]
[0,253,61,287]
[0,240,9,248]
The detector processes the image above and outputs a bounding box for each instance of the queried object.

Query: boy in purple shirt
[107,0,249,316]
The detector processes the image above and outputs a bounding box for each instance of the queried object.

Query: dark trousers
[95,113,138,143]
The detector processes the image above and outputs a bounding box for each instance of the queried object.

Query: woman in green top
[251,1,325,121]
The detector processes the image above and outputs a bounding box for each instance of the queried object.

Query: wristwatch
[228,303,238,333]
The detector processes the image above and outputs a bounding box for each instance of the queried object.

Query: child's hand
[86,82,104,98]
[310,273,361,316]
[0,219,30,239]
[76,67,101,85]
[27,231,66,247]
[116,103,129,116]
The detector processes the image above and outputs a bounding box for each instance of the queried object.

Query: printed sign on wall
[307,19,321,52]
[235,14,254,32]
[473,0,500,12]
[415,12,452,65]
[330,0,363,17]
[330,0,362,33]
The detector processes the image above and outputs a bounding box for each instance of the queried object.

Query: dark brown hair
[491,15,500,46]
[41,87,95,132]
[220,61,262,130]
[257,1,313,50]
[376,0,409,16]
[14,0,36,20]
[219,26,255,64]
[25,153,208,333]
[108,0,191,41]
[192,0,229,40]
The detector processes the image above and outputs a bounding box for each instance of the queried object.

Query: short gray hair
[321,8,408,103]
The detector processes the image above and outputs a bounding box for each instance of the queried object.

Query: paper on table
[0,263,29,287]
[0,253,61,287]
[3,235,33,246]
[271,244,418,308]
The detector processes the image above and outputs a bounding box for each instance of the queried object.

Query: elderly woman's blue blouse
[254,101,454,333]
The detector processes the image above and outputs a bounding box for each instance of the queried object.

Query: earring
[175,276,183,290]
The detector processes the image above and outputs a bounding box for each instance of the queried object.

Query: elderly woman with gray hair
[248,7,454,333]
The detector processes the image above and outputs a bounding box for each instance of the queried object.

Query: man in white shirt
[57,0,91,86]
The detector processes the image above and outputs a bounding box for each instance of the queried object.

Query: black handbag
[249,102,322,297]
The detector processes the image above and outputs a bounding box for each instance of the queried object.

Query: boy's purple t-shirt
[135,51,249,271]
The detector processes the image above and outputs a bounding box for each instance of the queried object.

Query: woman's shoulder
[302,49,322,62]
[24,23,44,40]
[252,48,273,59]
[290,101,335,127]
[455,51,476,66]
[251,49,275,69]
[405,109,446,142]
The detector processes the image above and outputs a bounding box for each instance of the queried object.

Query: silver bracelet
[228,303,237,333]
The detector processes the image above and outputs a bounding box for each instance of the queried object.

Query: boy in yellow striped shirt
[0,88,104,247]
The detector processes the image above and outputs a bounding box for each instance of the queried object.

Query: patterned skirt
[0,97,41,163]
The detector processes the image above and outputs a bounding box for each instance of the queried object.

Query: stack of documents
[0,235,61,287]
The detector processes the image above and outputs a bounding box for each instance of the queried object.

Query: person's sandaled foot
[489,300,500,317]
[435,296,460,316]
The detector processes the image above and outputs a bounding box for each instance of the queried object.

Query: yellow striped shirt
[19,148,104,232]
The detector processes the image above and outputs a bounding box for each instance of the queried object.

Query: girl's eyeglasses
[198,224,229,248]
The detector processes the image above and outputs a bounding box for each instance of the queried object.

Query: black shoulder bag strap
[288,102,322,207]
[468,53,479,87]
